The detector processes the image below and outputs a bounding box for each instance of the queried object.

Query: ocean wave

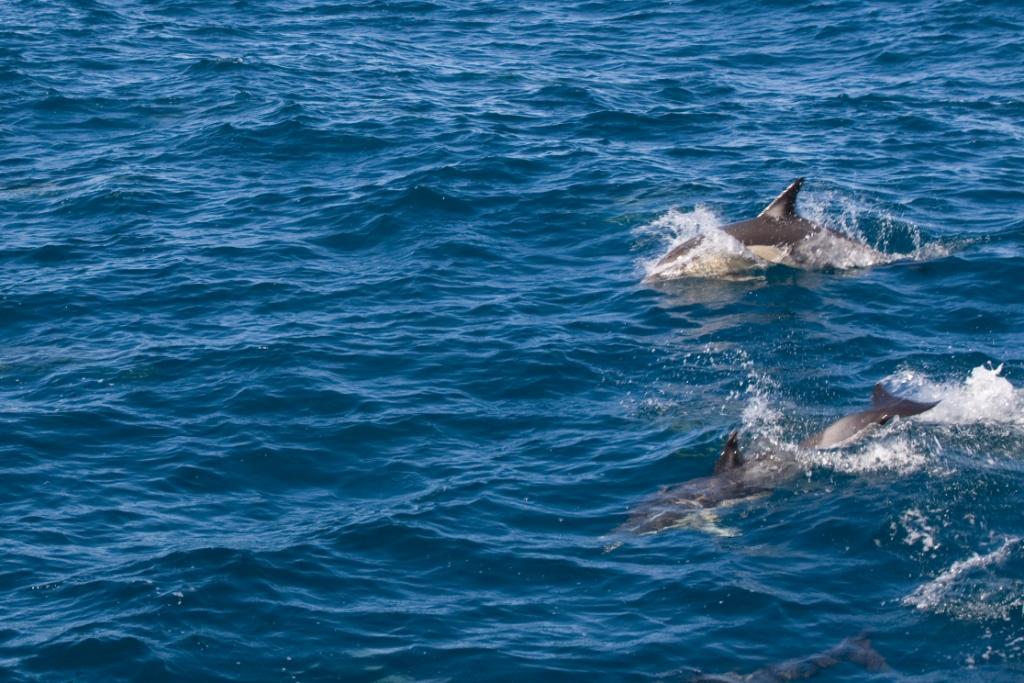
[4,0,1024,679]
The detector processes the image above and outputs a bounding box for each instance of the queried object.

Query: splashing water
[738,371,786,449]
[789,229,896,270]
[887,364,1024,428]
[732,374,929,477]
[805,436,931,476]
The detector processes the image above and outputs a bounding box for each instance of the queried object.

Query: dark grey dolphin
[614,384,939,537]
[655,178,869,270]
[613,429,785,537]
[687,634,887,682]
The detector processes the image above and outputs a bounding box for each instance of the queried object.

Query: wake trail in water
[903,535,1024,621]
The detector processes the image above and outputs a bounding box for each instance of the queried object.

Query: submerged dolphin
[686,634,887,682]
[616,384,939,537]
[654,178,873,272]
[612,429,775,538]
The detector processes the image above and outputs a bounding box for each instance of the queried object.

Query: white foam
[731,368,932,476]
[738,376,785,447]
[886,363,1024,427]
[898,508,943,553]
[903,536,1024,621]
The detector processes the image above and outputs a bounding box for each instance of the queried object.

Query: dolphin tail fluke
[757,177,804,220]
[871,383,940,417]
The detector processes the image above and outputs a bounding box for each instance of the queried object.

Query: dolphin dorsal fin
[757,177,805,220]
[713,430,744,474]
[871,383,941,415]
[871,383,898,408]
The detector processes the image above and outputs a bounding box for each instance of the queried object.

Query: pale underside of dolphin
[655,177,864,270]
[615,384,939,537]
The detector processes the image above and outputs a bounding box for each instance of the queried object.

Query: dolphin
[614,384,939,537]
[685,634,888,682]
[653,178,874,272]
[800,383,940,450]
[613,430,775,538]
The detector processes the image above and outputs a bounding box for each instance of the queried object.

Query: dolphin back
[801,384,940,449]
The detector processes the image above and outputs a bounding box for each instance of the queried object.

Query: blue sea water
[2,0,1024,680]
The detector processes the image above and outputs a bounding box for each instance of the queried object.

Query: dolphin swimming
[799,382,940,450]
[615,384,939,538]
[650,178,882,277]
[686,634,887,682]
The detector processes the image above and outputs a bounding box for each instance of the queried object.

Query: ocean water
[2,0,1024,681]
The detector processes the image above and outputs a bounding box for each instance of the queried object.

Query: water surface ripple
[2,0,1023,681]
